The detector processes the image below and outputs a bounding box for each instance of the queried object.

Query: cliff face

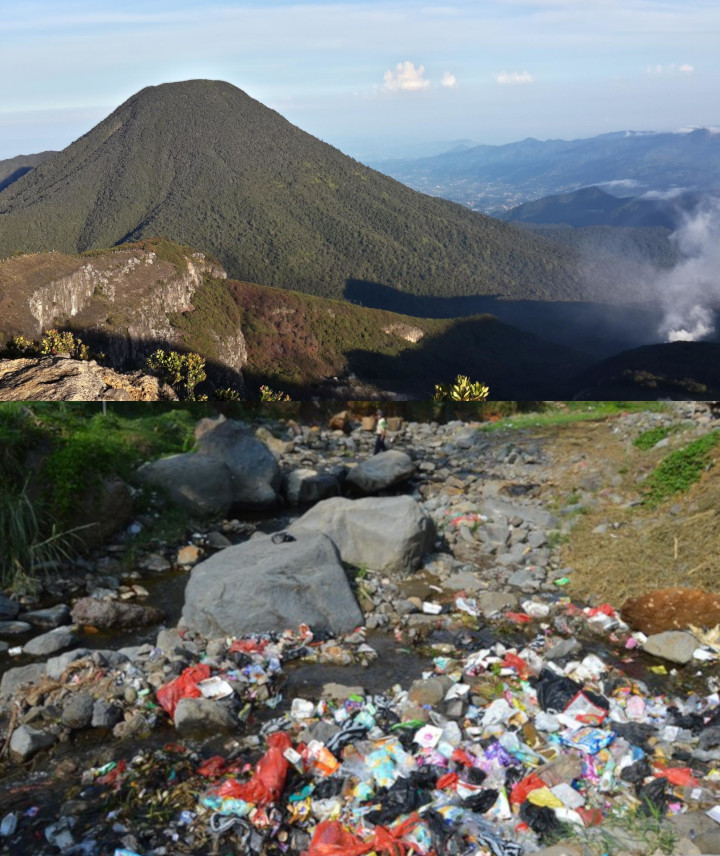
[0,243,243,391]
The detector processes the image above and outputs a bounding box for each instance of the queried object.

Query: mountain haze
[0,80,583,304]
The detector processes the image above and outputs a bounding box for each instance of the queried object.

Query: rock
[156,628,186,654]
[0,620,32,635]
[622,587,720,635]
[45,649,92,680]
[290,495,434,575]
[207,531,232,550]
[481,498,560,531]
[284,469,340,506]
[70,476,134,550]
[328,411,351,432]
[255,426,295,457]
[0,355,176,402]
[61,692,95,729]
[20,604,71,629]
[0,594,20,620]
[475,591,519,617]
[23,626,76,657]
[443,571,483,592]
[92,699,123,729]
[321,683,366,700]
[181,532,363,636]
[173,698,237,734]
[9,725,55,762]
[177,544,203,566]
[71,597,164,630]
[137,453,234,517]
[0,663,46,698]
[408,676,452,706]
[140,552,172,573]
[345,450,416,494]
[196,419,280,509]
[113,713,152,740]
[643,630,698,664]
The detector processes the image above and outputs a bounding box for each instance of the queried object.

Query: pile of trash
[45,604,720,855]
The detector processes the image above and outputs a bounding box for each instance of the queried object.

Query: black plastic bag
[462,788,499,814]
[519,802,567,843]
[638,776,667,816]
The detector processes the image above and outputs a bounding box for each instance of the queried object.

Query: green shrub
[259,385,291,401]
[643,431,720,506]
[146,349,207,400]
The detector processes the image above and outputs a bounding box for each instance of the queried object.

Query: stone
[71,597,164,630]
[9,725,55,762]
[141,553,172,573]
[113,713,152,740]
[23,626,76,657]
[61,691,95,729]
[328,411,351,432]
[177,544,203,566]
[643,630,698,664]
[481,498,560,531]
[475,591,519,617]
[181,532,363,637]
[173,698,237,734]
[206,531,232,550]
[156,628,186,654]
[0,594,20,620]
[284,469,340,506]
[408,676,452,706]
[136,453,234,517]
[345,450,416,494]
[443,571,484,592]
[196,419,280,509]
[255,426,294,456]
[0,663,47,698]
[321,683,366,700]
[45,648,91,680]
[92,699,123,729]
[622,587,720,635]
[20,604,71,629]
[0,620,32,635]
[290,495,434,575]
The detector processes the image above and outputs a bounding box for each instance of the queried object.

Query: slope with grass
[0,80,587,305]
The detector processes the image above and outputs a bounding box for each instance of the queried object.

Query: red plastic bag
[436,771,459,790]
[156,663,211,717]
[303,821,370,856]
[510,771,546,805]
[505,612,532,624]
[654,765,699,788]
[502,652,531,678]
[216,732,292,806]
[371,813,421,856]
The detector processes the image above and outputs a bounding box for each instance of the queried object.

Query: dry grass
[542,419,720,605]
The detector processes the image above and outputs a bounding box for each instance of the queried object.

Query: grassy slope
[0,80,584,305]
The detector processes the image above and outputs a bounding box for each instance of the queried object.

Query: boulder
[289,495,435,575]
[643,630,698,664]
[136,453,234,517]
[284,468,340,506]
[0,663,46,698]
[622,587,720,635]
[196,419,281,509]
[181,532,363,637]
[0,594,20,620]
[20,604,71,629]
[71,597,164,631]
[61,691,95,729]
[345,451,416,494]
[173,698,237,734]
[23,626,76,657]
[9,725,55,762]
[328,411,351,432]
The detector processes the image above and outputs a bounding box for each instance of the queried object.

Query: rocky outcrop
[0,355,177,400]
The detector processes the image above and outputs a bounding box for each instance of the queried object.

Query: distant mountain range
[501,185,712,229]
[368,129,720,212]
[0,80,584,305]
[0,151,56,193]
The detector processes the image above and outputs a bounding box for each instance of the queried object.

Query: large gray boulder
[289,495,434,575]
[181,532,363,636]
[345,450,416,494]
[137,453,233,516]
[197,420,281,509]
[284,468,340,506]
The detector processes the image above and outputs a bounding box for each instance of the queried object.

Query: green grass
[632,422,687,450]
[478,401,669,432]
[642,430,720,507]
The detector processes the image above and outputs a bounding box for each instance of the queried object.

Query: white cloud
[645,63,694,75]
[495,70,533,85]
[441,71,457,88]
[383,61,430,92]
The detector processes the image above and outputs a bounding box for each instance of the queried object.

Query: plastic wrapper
[212,732,292,806]
[303,821,370,856]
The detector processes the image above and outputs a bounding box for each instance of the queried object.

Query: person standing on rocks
[374,409,387,455]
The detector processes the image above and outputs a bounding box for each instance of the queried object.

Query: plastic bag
[215,732,292,806]
[303,821,370,856]
[156,664,211,717]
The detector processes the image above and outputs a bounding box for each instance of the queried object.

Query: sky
[1,0,719,160]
